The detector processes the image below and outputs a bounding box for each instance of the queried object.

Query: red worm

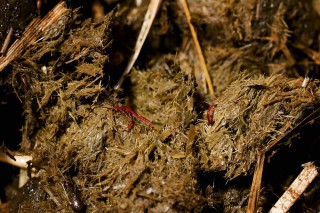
[207,104,215,125]
[120,106,155,126]
[112,106,134,130]
[112,106,155,130]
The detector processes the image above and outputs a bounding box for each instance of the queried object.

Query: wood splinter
[269,162,318,213]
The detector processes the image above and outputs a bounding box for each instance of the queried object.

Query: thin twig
[114,0,162,90]
[180,0,215,97]
[43,185,62,207]
[0,27,13,55]
[256,0,261,20]
[247,153,265,213]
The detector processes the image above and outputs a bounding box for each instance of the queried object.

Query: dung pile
[197,75,320,179]
[7,58,320,212]
[11,58,209,211]
[2,0,320,212]
[8,9,208,209]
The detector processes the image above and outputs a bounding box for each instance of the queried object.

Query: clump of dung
[10,52,209,211]
[5,1,320,212]
[197,74,320,179]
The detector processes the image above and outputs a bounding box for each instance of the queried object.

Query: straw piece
[0,27,13,55]
[114,0,162,90]
[180,0,215,97]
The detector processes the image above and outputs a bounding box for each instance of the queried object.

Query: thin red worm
[119,106,155,126]
[112,106,134,130]
[207,104,215,125]
[112,106,155,129]
[112,106,132,119]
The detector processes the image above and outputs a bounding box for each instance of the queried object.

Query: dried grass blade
[180,0,215,97]
[114,0,162,90]
[0,27,13,55]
